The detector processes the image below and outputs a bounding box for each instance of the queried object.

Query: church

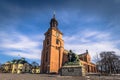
[40,14,96,74]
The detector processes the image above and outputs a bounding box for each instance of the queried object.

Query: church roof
[50,13,58,28]
[63,49,69,54]
[5,61,11,65]
[78,50,89,57]
[10,58,28,64]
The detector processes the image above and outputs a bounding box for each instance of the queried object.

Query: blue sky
[0,0,120,65]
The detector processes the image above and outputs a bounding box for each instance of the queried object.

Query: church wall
[49,46,59,73]
[80,60,96,73]
[40,15,97,74]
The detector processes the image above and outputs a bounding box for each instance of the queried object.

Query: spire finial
[86,50,88,53]
[53,11,56,18]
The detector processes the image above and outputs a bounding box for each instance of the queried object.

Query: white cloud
[63,29,120,61]
[81,29,110,40]
[82,31,98,38]
[0,32,43,60]
[5,51,40,60]
[0,29,120,63]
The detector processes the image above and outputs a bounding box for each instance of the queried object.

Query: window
[56,39,59,44]
[47,32,50,36]
[46,52,48,62]
[46,39,49,45]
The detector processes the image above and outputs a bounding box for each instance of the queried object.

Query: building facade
[41,14,96,74]
[1,58,40,74]
[40,14,64,73]
[79,50,97,73]
[10,58,31,74]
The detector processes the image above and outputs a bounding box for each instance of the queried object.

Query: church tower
[41,14,64,73]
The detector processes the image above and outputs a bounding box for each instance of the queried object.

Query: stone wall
[60,66,83,76]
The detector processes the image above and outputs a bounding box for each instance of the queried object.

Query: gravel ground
[90,76,120,80]
[0,73,85,80]
[0,73,120,80]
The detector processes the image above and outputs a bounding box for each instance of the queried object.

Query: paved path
[0,73,85,80]
[0,73,120,80]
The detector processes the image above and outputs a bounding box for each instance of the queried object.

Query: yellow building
[12,58,31,74]
[2,58,40,74]
[12,63,18,73]
[3,61,12,73]
[31,62,40,74]
[32,66,40,74]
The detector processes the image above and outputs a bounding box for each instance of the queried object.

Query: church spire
[50,12,58,28]
[86,50,88,54]
[53,11,56,18]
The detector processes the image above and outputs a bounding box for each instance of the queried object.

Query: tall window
[46,39,49,45]
[46,52,48,62]
[56,39,59,44]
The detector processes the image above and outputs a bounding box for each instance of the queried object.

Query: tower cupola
[50,13,58,28]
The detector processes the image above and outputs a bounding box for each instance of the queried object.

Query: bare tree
[96,51,120,74]
[31,62,39,69]
[93,53,101,73]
